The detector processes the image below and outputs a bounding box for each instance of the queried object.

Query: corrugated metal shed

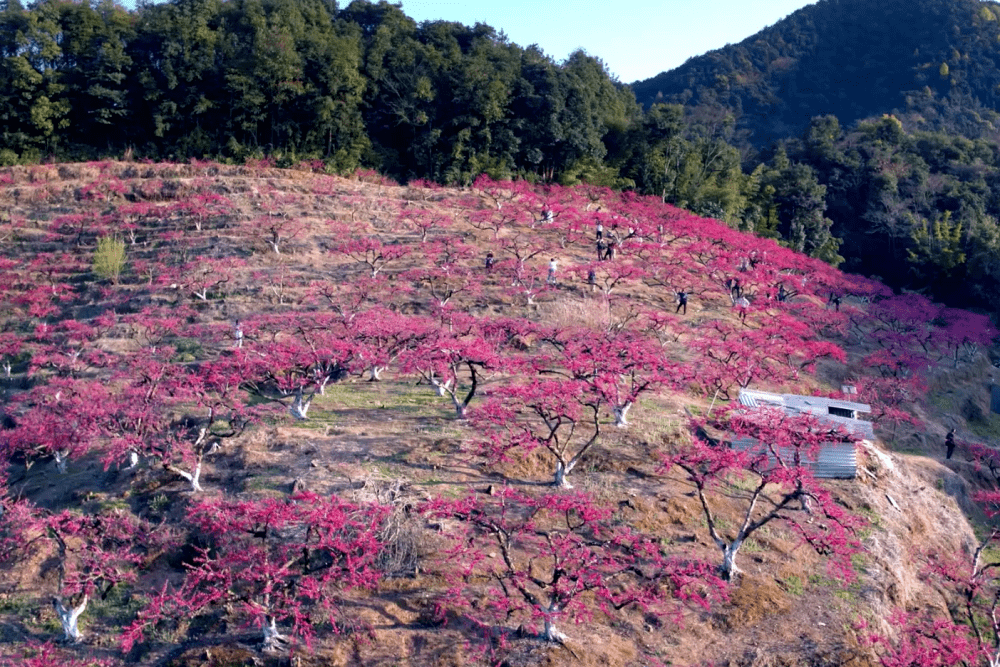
[736,389,875,441]
[731,388,876,479]
[731,437,858,479]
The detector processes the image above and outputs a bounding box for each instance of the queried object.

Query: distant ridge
[631,0,1000,148]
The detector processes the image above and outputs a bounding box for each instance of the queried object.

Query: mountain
[631,0,1000,149]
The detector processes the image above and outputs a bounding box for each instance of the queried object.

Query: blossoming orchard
[0,162,995,665]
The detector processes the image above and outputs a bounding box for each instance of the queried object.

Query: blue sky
[398,0,818,83]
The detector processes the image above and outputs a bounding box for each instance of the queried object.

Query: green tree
[0,0,70,157]
[54,0,135,152]
[764,147,843,265]
[964,214,1000,312]
[93,235,126,283]
[129,0,225,156]
[907,210,966,288]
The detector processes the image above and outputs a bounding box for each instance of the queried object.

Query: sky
[397,0,819,84]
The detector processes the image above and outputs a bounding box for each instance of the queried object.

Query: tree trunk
[53,595,87,643]
[429,376,452,397]
[720,540,742,581]
[542,604,567,642]
[167,460,203,493]
[613,403,632,428]
[289,390,312,420]
[54,450,68,474]
[553,460,574,488]
[261,615,287,652]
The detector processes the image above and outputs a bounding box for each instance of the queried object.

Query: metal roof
[782,394,871,414]
[737,389,870,413]
[737,388,785,409]
[731,437,858,479]
[807,412,874,440]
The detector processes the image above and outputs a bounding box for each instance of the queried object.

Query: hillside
[0,161,998,667]
[631,0,1000,149]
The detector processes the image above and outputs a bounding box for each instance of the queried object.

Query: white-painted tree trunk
[429,377,452,397]
[721,540,742,581]
[553,461,574,488]
[613,403,632,428]
[289,392,312,420]
[54,450,68,474]
[53,595,88,643]
[168,460,203,493]
[542,604,567,642]
[261,616,287,652]
[369,366,385,382]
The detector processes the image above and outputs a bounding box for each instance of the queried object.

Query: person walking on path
[946,428,956,459]
[597,239,607,261]
[547,258,558,285]
[587,268,597,292]
[675,290,688,315]
[234,320,244,349]
[596,222,603,240]
[736,296,750,323]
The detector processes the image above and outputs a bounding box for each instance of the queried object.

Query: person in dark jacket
[675,290,688,315]
[946,428,956,459]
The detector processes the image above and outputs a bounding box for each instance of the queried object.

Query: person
[827,292,842,311]
[605,240,616,261]
[234,320,244,349]
[596,239,607,261]
[675,290,688,315]
[736,296,750,322]
[547,258,558,285]
[485,251,495,272]
[596,222,603,240]
[945,428,956,460]
[587,268,597,292]
[777,285,787,302]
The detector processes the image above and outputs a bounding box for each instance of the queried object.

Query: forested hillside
[631,0,1000,149]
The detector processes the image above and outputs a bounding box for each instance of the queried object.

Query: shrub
[93,235,127,283]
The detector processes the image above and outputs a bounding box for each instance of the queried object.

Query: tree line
[0,0,635,182]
